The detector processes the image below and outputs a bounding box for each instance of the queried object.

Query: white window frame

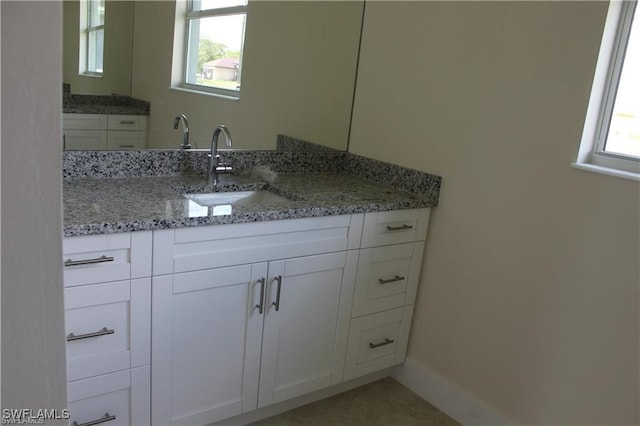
[181,1,247,99]
[573,0,640,181]
[79,0,105,76]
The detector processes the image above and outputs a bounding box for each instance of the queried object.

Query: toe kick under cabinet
[62,208,430,426]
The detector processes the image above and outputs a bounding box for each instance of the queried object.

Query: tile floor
[248,377,460,426]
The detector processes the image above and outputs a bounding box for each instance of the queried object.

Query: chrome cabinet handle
[119,120,136,125]
[255,277,266,314]
[378,275,405,285]
[72,413,116,426]
[272,275,282,311]
[386,224,413,231]
[369,338,395,349]
[64,255,114,267]
[119,144,135,148]
[67,327,114,342]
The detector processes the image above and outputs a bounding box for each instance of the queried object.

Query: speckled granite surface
[63,94,150,115]
[276,134,340,152]
[63,147,442,236]
[63,173,438,236]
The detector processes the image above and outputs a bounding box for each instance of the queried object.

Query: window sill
[169,86,240,101]
[570,162,640,182]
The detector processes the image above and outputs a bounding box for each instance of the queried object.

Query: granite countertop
[63,173,438,237]
[63,105,149,115]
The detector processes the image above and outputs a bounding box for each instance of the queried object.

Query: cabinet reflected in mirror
[63,1,364,151]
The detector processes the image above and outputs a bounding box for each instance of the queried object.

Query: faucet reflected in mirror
[173,114,191,149]
[208,125,233,186]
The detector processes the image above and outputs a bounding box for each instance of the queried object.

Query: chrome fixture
[173,114,191,149]
[208,125,233,185]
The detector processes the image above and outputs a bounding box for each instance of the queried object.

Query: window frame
[181,1,247,98]
[80,0,105,76]
[574,0,640,180]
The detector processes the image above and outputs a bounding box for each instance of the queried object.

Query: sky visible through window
[605,5,640,158]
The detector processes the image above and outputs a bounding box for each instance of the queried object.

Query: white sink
[183,190,289,207]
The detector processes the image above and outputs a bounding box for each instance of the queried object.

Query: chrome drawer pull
[369,338,395,349]
[272,275,282,311]
[64,255,114,267]
[119,144,135,148]
[386,224,413,231]
[255,278,266,314]
[72,413,116,426]
[119,120,136,125]
[378,275,405,285]
[67,327,114,342]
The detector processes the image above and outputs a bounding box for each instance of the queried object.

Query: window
[575,0,640,179]
[182,0,247,97]
[80,0,105,75]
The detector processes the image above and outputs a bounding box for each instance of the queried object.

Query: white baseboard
[392,357,511,425]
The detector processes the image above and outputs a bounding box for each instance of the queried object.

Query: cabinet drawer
[63,232,152,286]
[65,279,151,381]
[68,366,150,426]
[153,215,362,275]
[343,306,413,381]
[108,115,147,131]
[63,113,108,130]
[352,242,424,317]
[107,131,146,150]
[361,208,430,248]
[64,129,107,150]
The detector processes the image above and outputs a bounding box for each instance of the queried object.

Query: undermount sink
[183,190,289,207]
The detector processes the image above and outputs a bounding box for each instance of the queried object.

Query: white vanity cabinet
[63,232,152,426]
[151,215,361,425]
[62,207,431,426]
[343,208,430,381]
[63,113,147,150]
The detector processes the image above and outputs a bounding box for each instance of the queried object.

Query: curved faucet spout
[208,125,233,185]
[173,114,191,149]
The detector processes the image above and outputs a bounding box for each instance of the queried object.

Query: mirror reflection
[62,0,364,151]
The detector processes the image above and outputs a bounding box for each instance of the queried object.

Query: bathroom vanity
[61,151,440,426]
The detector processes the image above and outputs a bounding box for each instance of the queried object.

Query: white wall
[130,1,362,150]
[63,1,135,96]
[1,1,67,417]
[350,2,639,424]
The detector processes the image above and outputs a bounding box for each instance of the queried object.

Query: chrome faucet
[173,114,191,149]
[208,125,233,185]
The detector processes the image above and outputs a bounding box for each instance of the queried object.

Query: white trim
[575,0,640,175]
[571,162,640,181]
[392,357,511,426]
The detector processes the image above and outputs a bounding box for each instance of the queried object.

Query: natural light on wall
[183,0,247,97]
[574,0,640,180]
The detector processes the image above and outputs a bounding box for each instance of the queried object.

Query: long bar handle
[72,413,116,426]
[369,338,395,349]
[272,275,282,311]
[67,327,114,342]
[255,278,266,314]
[378,275,405,285]
[119,120,136,125]
[386,224,413,231]
[64,255,114,267]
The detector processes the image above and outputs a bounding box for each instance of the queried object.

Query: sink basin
[183,190,289,207]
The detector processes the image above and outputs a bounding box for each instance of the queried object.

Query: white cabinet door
[257,251,357,408]
[152,263,266,426]
[63,129,107,150]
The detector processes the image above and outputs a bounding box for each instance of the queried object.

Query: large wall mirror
[63,0,364,150]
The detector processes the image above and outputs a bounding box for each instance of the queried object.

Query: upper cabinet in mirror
[63,0,364,151]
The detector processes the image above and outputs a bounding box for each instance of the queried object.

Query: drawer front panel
[352,242,424,317]
[65,280,131,380]
[63,234,131,286]
[63,114,108,130]
[64,130,108,150]
[108,115,147,131]
[107,132,146,150]
[68,370,131,426]
[343,307,413,381]
[361,208,430,248]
